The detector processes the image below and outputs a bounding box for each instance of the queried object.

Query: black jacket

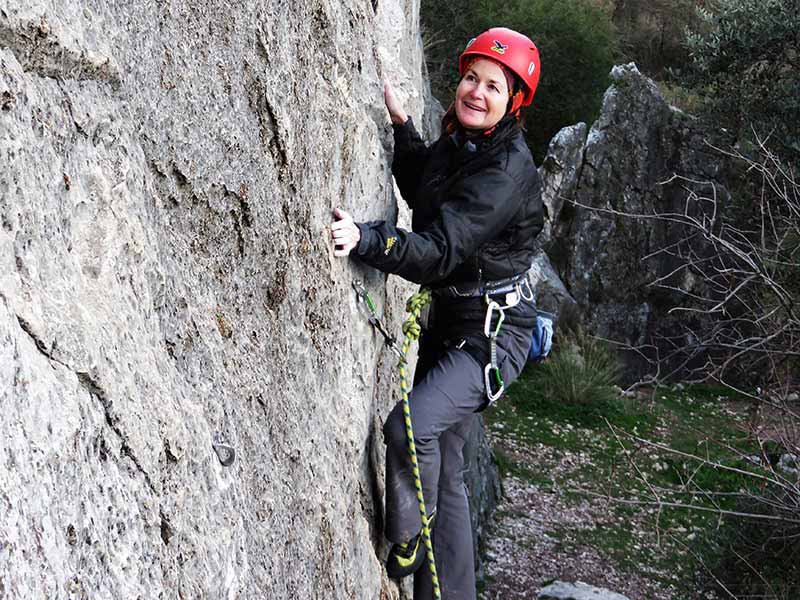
[355,114,543,335]
[357,115,542,286]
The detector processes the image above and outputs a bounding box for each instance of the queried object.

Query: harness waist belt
[432,273,528,299]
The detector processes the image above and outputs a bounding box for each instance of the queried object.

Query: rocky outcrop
[0,1,496,598]
[529,122,587,323]
[536,64,730,379]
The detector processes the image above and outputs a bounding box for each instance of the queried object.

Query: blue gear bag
[528,311,554,362]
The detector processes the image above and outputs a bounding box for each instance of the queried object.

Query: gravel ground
[478,433,686,600]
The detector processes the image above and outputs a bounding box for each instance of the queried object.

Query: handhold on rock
[537,580,631,600]
[212,431,236,467]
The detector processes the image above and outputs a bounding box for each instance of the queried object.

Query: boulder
[538,580,632,600]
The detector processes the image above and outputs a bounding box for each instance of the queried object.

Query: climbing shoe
[386,533,426,579]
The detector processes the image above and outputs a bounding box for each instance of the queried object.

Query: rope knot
[402,289,431,341]
[402,319,421,340]
[405,289,432,314]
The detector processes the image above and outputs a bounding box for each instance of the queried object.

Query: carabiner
[484,364,505,403]
[352,280,376,315]
[483,300,505,337]
[519,277,534,302]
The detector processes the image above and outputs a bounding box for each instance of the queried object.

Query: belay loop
[398,288,440,599]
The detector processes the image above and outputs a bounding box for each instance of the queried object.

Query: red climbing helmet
[459,27,541,114]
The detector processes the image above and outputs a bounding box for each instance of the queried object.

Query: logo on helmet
[489,40,508,55]
[528,62,536,75]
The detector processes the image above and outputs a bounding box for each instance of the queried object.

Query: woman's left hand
[331,208,361,257]
[384,80,408,125]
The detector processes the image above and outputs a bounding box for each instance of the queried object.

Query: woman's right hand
[330,208,361,258]
[384,80,408,125]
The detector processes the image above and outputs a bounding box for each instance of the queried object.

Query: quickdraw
[352,280,405,362]
[482,284,524,403]
[483,299,506,403]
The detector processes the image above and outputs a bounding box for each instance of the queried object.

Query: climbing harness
[398,288,441,599]
[354,276,532,593]
[434,274,532,403]
[352,280,405,362]
[212,431,235,467]
[432,272,532,300]
[351,280,440,598]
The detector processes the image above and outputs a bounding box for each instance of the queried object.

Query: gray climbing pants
[383,321,532,600]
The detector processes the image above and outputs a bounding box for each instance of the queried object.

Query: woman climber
[331,27,543,600]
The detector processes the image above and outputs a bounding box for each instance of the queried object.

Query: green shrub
[538,329,620,406]
[421,0,616,162]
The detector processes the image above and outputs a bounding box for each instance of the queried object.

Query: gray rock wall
[0,1,495,598]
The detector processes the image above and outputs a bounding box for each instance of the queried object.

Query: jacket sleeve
[391,117,432,209]
[355,166,521,285]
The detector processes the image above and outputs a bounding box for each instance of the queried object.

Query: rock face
[463,413,501,576]
[538,64,730,378]
[0,1,496,598]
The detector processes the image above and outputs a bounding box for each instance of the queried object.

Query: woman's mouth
[462,100,485,112]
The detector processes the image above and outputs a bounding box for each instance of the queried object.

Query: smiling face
[454,58,509,131]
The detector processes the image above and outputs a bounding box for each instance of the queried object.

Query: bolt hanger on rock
[212,431,235,467]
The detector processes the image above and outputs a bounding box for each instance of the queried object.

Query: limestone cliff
[0,1,496,598]
[535,64,731,379]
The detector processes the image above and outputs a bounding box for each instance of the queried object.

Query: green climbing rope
[398,288,441,599]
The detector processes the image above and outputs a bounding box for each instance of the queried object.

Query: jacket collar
[447,114,519,152]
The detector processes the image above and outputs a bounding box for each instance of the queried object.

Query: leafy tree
[421,0,616,162]
[685,0,800,158]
